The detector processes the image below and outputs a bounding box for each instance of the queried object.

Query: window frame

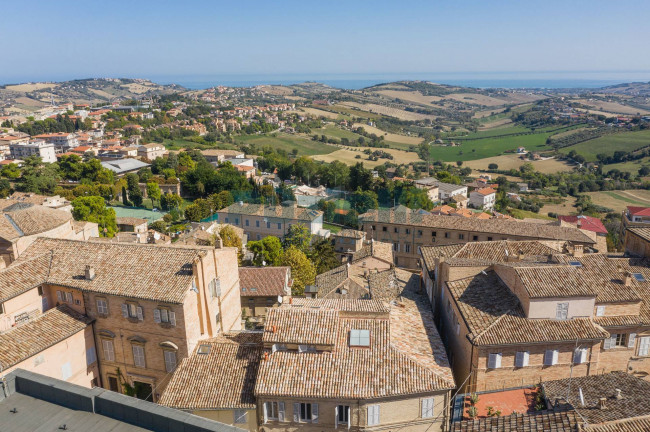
[102,339,115,362]
[367,404,380,426]
[132,344,146,368]
[163,349,177,372]
[556,302,569,320]
[96,297,108,315]
[349,329,370,347]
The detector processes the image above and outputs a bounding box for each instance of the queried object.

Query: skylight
[197,344,211,355]
[569,261,582,267]
[349,329,370,347]
[633,273,646,282]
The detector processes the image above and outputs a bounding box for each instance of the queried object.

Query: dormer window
[298,345,317,353]
[556,302,569,320]
[349,329,370,347]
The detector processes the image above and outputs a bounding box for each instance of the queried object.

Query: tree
[488,163,499,170]
[280,246,316,296]
[1,163,21,179]
[146,182,162,208]
[283,223,312,253]
[161,192,182,210]
[125,173,142,206]
[247,236,282,266]
[218,225,243,263]
[349,162,373,191]
[184,198,211,222]
[71,196,117,237]
[308,237,339,274]
[349,189,378,214]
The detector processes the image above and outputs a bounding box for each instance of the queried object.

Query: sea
[147,71,650,91]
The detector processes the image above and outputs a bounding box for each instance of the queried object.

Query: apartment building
[359,206,597,268]
[9,140,56,163]
[419,240,650,393]
[468,187,496,210]
[331,229,366,262]
[239,266,292,322]
[216,202,323,241]
[137,143,167,160]
[32,132,78,151]
[413,177,440,203]
[255,297,455,432]
[0,238,242,401]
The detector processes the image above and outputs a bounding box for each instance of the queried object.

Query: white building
[436,182,468,201]
[9,140,57,163]
[469,187,497,210]
[33,132,78,151]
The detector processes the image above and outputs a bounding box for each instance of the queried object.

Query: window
[235,218,239,225]
[256,220,260,227]
[444,232,450,238]
[277,223,282,230]
[367,404,380,426]
[86,347,97,366]
[556,302,569,320]
[371,225,376,231]
[421,397,434,418]
[264,401,285,422]
[382,226,387,232]
[97,298,108,315]
[569,261,582,267]
[209,278,221,298]
[405,228,410,234]
[417,230,423,237]
[393,242,399,252]
[102,339,115,362]
[432,231,437,237]
[336,405,350,427]
[153,308,176,326]
[295,402,318,423]
[350,329,370,347]
[596,306,605,317]
[132,345,146,368]
[197,344,211,355]
[298,345,316,353]
[487,353,501,369]
[633,273,646,282]
[405,243,411,253]
[245,219,249,226]
[272,344,287,352]
[515,351,529,368]
[574,348,588,364]
[61,362,72,380]
[473,235,478,241]
[234,409,248,424]
[164,350,177,372]
[458,234,464,240]
[638,336,650,356]
[616,333,629,347]
[394,227,399,233]
[487,237,493,241]
[225,217,229,223]
[65,292,73,303]
[267,221,271,229]
[544,349,558,366]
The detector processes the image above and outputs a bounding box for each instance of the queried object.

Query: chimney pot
[598,397,607,410]
[624,272,632,286]
[85,265,95,281]
[615,389,623,400]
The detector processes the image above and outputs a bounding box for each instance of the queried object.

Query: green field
[603,157,650,174]
[235,133,336,156]
[560,129,650,162]
[448,125,531,140]
[429,131,552,162]
[311,125,364,141]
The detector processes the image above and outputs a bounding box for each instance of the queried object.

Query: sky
[1,0,650,84]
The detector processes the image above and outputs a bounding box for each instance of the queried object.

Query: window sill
[97,313,109,319]
[159,322,175,329]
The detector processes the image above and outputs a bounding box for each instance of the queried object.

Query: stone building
[239,266,292,323]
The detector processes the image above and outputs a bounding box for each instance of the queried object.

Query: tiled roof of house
[0,305,91,369]
[473,187,496,196]
[262,308,339,346]
[239,267,290,297]
[447,271,609,346]
[627,227,650,243]
[626,206,650,217]
[350,240,393,264]
[367,268,417,301]
[0,253,51,302]
[451,410,579,432]
[218,203,322,221]
[512,265,598,298]
[287,298,389,313]
[543,372,650,425]
[315,264,368,299]
[158,332,262,410]
[360,208,595,244]
[116,217,148,226]
[15,238,208,303]
[333,229,365,239]
[0,204,72,242]
[583,415,650,432]
[558,215,608,235]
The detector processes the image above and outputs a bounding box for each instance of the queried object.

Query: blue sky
[1,0,649,83]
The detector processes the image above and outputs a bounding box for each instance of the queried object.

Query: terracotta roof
[262,308,339,346]
[218,203,322,222]
[473,187,496,196]
[116,217,148,226]
[0,254,50,302]
[333,229,365,239]
[558,215,608,235]
[512,265,598,298]
[239,267,290,297]
[0,204,72,242]
[287,298,389,313]
[543,372,650,425]
[0,305,91,369]
[15,238,208,303]
[583,415,650,432]
[447,271,609,346]
[159,332,262,410]
[627,227,650,243]
[256,299,454,399]
[451,410,579,432]
[360,208,596,244]
[367,268,416,301]
[627,206,650,217]
[350,240,393,264]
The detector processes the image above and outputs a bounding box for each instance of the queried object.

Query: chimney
[264,352,269,361]
[271,325,277,333]
[615,389,623,400]
[573,244,584,258]
[85,265,95,281]
[439,253,446,264]
[598,397,607,410]
[518,249,525,261]
[623,272,632,287]
[289,297,293,304]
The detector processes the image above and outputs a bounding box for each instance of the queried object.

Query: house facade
[468,187,496,210]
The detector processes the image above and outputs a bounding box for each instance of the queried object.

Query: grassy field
[537,195,577,217]
[587,190,650,212]
[235,133,336,156]
[560,129,650,162]
[603,157,650,174]
[352,123,423,146]
[311,124,363,141]
[313,147,420,168]
[465,154,574,173]
[430,132,552,162]
[509,208,554,220]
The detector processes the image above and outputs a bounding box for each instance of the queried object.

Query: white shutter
[515,351,529,367]
[421,397,434,418]
[121,304,129,318]
[488,353,501,369]
[169,311,176,326]
[263,402,268,424]
[544,349,553,365]
[639,336,650,356]
[311,403,318,423]
[65,292,73,303]
[574,348,586,364]
[56,291,63,302]
[335,406,339,428]
[604,335,616,350]
[153,309,161,323]
[628,333,637,348]
[278,402,285,422]
[347,406,351,430]
[580,348,588,364]
[552,349,559,365]
[374,405,380,426]
[293,403,300,422]
[136,306,144,321]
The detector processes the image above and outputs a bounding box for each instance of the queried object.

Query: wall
[0,288,44,331]
[192,408,257,432]
[527,297,595,320]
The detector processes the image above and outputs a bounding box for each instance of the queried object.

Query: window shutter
[488,353,501,369]
[136,306,144,321]
[628,333,637,348]
[56,291,63,302]
[169,311,176,326]
[573,348,582,364]
[604,335,615,350]
[544,350,552,365]
[65,292,73,303]
[311,403,318,423]
[335,406,339,428]
[121,304,128,318]
[278,402,285,422]
[552,349,559,365]
[580,348,588,364]
[347,406,351,430]
[293,403,300,422]
[422,397,434,418]
[153,309,161,323]
[263,402,268,424]
[374,405,380,425]
[515,351,524,367]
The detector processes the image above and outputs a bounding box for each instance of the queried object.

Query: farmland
[465,154,573,173]
[428,131,553,162]
[587,190,650,213]
[313,147,421,168]
[559,129,650,161]
[236,133,336,156]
